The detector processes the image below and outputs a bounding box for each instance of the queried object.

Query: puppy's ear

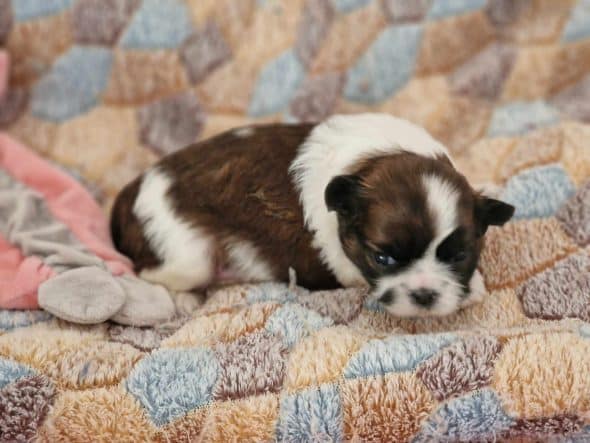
[474,196,515,236]
[325,175,361,218]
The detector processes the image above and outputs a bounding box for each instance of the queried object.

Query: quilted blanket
[1,0,590,442]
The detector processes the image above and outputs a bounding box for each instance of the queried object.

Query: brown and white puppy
[111,114,514,317]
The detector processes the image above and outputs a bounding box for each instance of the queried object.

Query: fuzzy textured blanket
[1,0,590,442]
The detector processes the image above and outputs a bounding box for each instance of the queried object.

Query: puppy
[111,114,514,317]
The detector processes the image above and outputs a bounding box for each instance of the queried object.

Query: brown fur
[110,176,161,271]
[111,124,340,290]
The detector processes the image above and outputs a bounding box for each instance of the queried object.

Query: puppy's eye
[374,252,396,267]
[451,251,467,263]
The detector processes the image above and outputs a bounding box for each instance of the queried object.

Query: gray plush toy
[0,141,183,326]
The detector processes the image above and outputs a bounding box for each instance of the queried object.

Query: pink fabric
[0,133,133,277]
[0,234,54,309]
[0,51,7,99]
[0,52,51,309]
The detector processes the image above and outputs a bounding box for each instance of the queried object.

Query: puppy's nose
[410,288,438,307]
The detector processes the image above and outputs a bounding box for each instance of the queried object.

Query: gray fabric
[111,275,176,326]
[43,247,104,274]
[0,170,96,269]
[38,266,126,324]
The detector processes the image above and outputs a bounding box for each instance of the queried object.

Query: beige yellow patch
[162,302,279,348]
[458,288,531,331]
[0,329,142,389]
[455,136,516,185]
[284,326,365,392]
[51,106,140,184]
[103,50,189,105]
[311,1,386,75]
[200,393,279,442]
[99,145,158,198]
[497,126,564,181]
[5,113,59,156]
[38,387,155,443]
[213,0,259,51]
[196,56,258,114]
[378,75,450,133]
[341,372,435,442]
[428,95,492,154]
[185,0,221,27]
[549,39,590,95]
[493,333,590,417]
[479,218,578,290]
[154,407,210,443]
[234,0,304,63]
[501,45,559,102]
[332,97,377,115]
[196,0,304,114]
[560,122,590,185]
[416,11,494,76]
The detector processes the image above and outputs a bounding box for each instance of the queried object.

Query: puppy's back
[110,123,340,290]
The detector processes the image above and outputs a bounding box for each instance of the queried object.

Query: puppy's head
[325,152,514,317]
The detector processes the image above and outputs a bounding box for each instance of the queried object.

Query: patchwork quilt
[1,0,590,441]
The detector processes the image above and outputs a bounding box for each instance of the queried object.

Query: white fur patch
[234,126,255,138]
[133,168,215,291]
[423,174,459,239]
[225,239,274,282]
[290,113,451,287]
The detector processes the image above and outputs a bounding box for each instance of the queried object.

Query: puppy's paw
[461,270,487,308]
